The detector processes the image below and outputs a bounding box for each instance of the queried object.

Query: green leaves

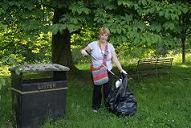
[118,0,134,7]
[149,23,162,33]
[51,16,85,34]
[50,1,92,34]
[0,22,7,31]
[59,16,84,33]
[69,1,90,15]
[94,9,111,24]
[50,24,66,35]
[163,22,175,31]
[0,0,191,65]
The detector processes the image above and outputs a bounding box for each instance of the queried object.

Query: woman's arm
[81,46,91,56]
[112,51,123,72]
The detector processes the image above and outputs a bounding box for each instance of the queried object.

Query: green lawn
[0,63,191,128]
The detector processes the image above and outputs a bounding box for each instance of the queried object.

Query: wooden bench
[136,58,173,81]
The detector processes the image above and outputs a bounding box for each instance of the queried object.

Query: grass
[0,62,191,128]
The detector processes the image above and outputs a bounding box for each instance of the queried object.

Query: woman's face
[99,33,109,43]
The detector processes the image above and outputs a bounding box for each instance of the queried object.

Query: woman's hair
[99,26,110,35]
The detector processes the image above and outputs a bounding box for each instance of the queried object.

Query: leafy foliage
[0,0,191,65]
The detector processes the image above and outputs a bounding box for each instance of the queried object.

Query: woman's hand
[81,49,89,56]
[112,51,127,74]
[121,69,127,75]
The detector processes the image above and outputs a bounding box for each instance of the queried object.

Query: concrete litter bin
[9,64,70,128]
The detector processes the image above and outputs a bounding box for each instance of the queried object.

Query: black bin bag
[106,73,137,116]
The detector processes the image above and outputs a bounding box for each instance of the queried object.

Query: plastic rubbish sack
[106,73,137,116]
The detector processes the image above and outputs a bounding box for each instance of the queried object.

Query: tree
[1,0,191,69]
[50,1,90,71]
[179,6,191,63]
[0,0,52,64]
[118,0,191,62]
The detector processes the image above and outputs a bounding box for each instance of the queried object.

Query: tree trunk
[51,8,77,71]
[181,37,186,64]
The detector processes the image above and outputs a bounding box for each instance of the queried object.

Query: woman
[81,26,127,112]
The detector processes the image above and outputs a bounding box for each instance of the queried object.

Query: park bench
[136,57,173,81]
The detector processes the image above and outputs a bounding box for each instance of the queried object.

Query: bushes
[116,44,156,65]
[0,31,51,66]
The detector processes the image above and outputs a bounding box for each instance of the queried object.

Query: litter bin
[9,64,70,128]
